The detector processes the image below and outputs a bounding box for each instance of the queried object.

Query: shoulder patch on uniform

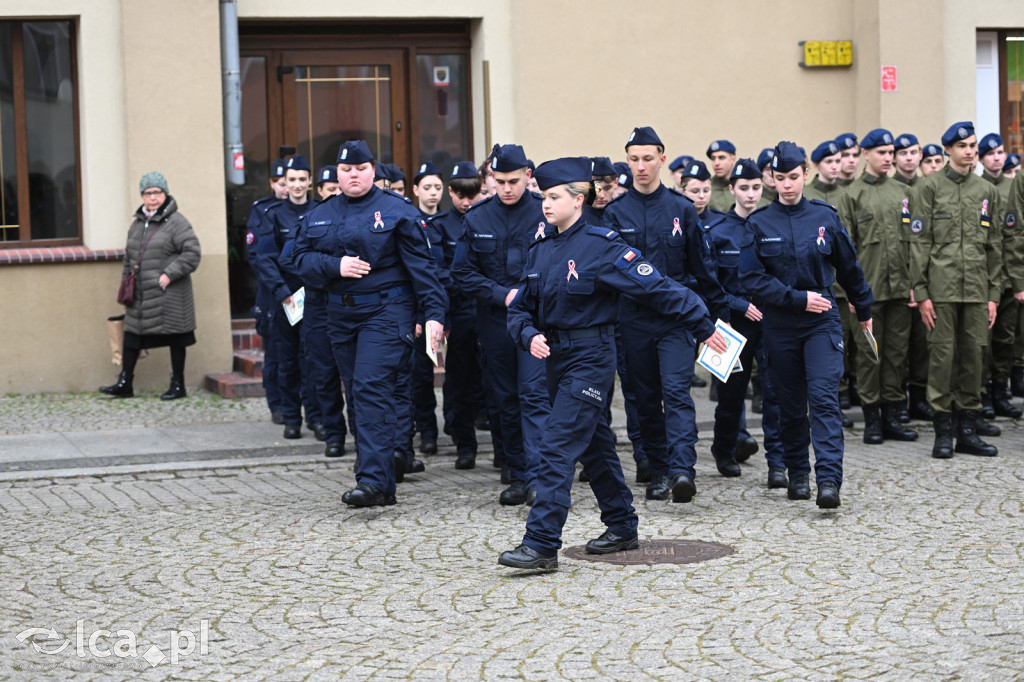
[614,247,642,271]
[809,198,838,213]
[587,226,618,240]
[911,219,924,233]
[1007,212,1017,229]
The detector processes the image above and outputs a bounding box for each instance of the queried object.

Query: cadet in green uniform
[707,140,737,213]
[1006,165,1024,399]
[892,134,921,187]
[756,148,778,208]
[836,133,860,187]
[1007,154,1024,396]
[919,144,945,178]
[909,122,1001,459]
[836,129,918,444]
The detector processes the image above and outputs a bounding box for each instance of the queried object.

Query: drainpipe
[220,0,244,186]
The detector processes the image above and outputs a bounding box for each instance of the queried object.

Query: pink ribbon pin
[535,222,546,239]
[567,260,579,281]
[817,226,826,246]
[374,211,384,229]
[672,217,682,236]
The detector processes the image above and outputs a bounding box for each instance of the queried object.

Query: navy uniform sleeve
[506,252,542,351]
[453,205,508,308]
[738,216,808,312]
[255,206,291,303]
[829,220,874,320]
[395,206,448,324]
[291,205,345,288]
[682,209,732,325]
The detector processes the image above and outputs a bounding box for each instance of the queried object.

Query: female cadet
[739,142,873,510]
[291,140,447,507]
[498,157,727,571]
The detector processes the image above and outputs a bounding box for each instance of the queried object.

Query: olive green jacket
[909,165,1001,304]
[709,175,733,213]
[1003,171,1024,291]
[803,176,845,208]
[982,171,1015,289]
[836,172,911,302]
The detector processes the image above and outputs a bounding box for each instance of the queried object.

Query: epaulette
[667,187,686,197]
[383,189,413,203]
[465,195,495,213]
[604,192,628,207]
[262,198,284,215]
[252,195,276,208]
[427,210,448,223]
[809,198,838,213]
[587,226,618,240]
[702,212,727,229]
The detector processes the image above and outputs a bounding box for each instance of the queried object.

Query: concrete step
[204,372,265,399]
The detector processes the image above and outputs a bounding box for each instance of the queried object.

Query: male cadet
[1005,153,1021,180]
[604,126,731,503]
[756,148,778,207]
[893,134,922,187]
[668,155,693,193]
[256,154,316,440]
[803,140,844,206]
[1007,161,1024,398]
[836,133,860,186]
[978,133,1023,419]
[919,144,945,178]
[612,162,632,199]
[707,140,738,212]
[585,156,619,225]
[246,159,288,424]
[454,143,550,506]
[836,129,919,444]
[909,122,1002,458]
[387,164,407,196]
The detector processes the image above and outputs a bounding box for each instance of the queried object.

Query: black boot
[990,381,1022,418]
[980,388,996,419]
[838,389,851,410]
[954,412,998,457]
[931,413,954,459]
[973,413,1001,437]
[862,404,884,444]
[99,370,134,398]
[908,385,932,420]
[881,403,918,441]
[160,377,187,400]
[898,397,910,423]
[1012,367,1024,398]
[710,445,741,477]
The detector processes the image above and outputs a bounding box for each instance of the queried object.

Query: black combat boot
[862,404,884,444]
[881,403,918,441]
[99,370,134,398]
[990,381,1022,418]
[980,388,996,420]
[1012,366,1024,398]
[954,412,998,457]
[908,385,932,420]
[931,413,954,459]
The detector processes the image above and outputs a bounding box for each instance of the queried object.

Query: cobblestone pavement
[1,390,1023,680]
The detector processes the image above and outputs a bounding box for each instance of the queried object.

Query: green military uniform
[893,173,918,188]
[709,175,733,213]
[837,177,854,188]
[803,176,845,207]
[982,171,1019,393]
[1003,172,1024,391]
[837,171,914,431]
[756,186,778,208]
[909,164,1001,415]
[894,171,929,405]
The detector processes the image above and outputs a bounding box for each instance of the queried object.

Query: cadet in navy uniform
[256,154,317,439]
[679,160,721,224]
[246,159,289,424]
[603,126,731,503]
[291,140,447,507]
[498,157,727,570]
[583,156,617,225]
[739,142,874,509]
[454,143,551,506]
[705,159,786,488]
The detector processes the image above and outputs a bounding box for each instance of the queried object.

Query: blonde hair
[564,181,592,198]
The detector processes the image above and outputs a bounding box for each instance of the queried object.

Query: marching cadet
[1007,165,1024,398]
[668,155,693,193]
[1005,153,1021,180]
[706,159,786,488]
[246,159,288,424]
[836,133,860,186]
[680,160,720,224]
[803,140,844,206]
[291,140,447,507]
[387,163,407,196]
[604,126,731,504]
[740,142,874,509]
[707,140,738,212]
[585,156,618,224]
[836,129,918,444]
[893,134,922,187]
[919,144,945,178]
[756,148,778,206]
[978,133,1023,419]
[454,143,550,506]
[497,157,727,570]
[909,122,1001,459]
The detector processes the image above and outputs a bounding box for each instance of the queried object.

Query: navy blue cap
[337,140,375,165]
[836,133,859,150]
[613,162,632,189]
[625,126,663,149]
[386,163,405,181]
[669,155,693,171]
[979,133,1004,156]
[921,144,943,160]
[756,148,775,170]
[894,133,919,151]
[1005,153,1021,171]
[706,140,736,157]
[316,165,338,184]
[270,158,287,178]
[413,160,443,183]
[374,164,393,182]
[285,154,311,172]
[811,140,841,164]
[941,122,975,146]
[591,156,616,177]
[729,158,762,181]
[683,160,711,182]
[860,128,895,149]
[450,161,479,180]
[526,159,536,172]
[770,141,806,173]
[532,157,593,192]
[489,143,529,172]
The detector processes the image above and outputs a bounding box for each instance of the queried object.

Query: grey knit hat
[139,171,169,195]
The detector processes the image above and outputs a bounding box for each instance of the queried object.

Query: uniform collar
[860,171,886,185]
[982,170,1005,186]
[893,172,916,186]
[347,184,379,204]
[944,164,970,184]
[629,182,665,202]
[812,176,837,192]
[553,216,587,239]
[711,175,730,189]
[778,197,808,214]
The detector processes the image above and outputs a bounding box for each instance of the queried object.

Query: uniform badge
[535,222,546,240]
[636,263,653,276]
[816,226,826,246]
[245,231,254,245]
[566,260,579,282]
[672,217,682,236]
[340,148,348,160]
[901,199,911,226]
[981,200,991,229]
[1008,213,1017,228]
[623,249,637,262]
[911,219,923,233]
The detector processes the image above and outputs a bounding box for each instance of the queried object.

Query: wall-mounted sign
[433,66,450,87]
[881,65,898,92]
[799,41,854,68]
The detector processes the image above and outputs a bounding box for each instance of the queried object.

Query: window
[1004,32,1024,155]
[0,19,80,246]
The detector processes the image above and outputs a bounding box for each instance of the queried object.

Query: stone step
[233,349,264,378]
[204,372,265,399]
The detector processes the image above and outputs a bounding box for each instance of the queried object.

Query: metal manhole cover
[563,539,735,565]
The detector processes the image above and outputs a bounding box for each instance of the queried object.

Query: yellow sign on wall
[799,41,853,68]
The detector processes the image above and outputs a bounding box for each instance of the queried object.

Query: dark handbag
[116,223,160,305]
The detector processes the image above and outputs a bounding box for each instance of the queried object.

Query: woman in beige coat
[101,172,201,399]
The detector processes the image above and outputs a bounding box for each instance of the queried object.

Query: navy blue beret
[811,140,841,164]
[374,164,392,182]
[386,163,405,181]
[941,122,975,147]
[979,133,1004,156]
[414,160,443,183]
[270,158,286,178]
[625,126,663,149]
[770,141,806,173]
[860,128,895,149]
[729,158,762,181]
[894,133,919,151]
[317,165,338,184]
[337,140,374,165]
[1005,153,1021,171]
[489,143,529,172]
[706,140,736,157]
[591,156,616,177]
[669,155,693,171]
[683,160,711,182]
[835,133,859,150]
[286,154,310,172]
[450,161,479,180]
[921,144,943,160]
[533,157,593,191]
[613,161,632,189]
[756,148,775,170]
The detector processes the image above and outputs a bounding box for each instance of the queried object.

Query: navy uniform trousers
[303,289,348,445]
[443,301,480,455]
[523,332,637,555]
[763,309,845,486]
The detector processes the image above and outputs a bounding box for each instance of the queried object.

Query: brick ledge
[0,247,125,266]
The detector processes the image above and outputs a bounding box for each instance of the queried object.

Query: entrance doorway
[226,22,473,317]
